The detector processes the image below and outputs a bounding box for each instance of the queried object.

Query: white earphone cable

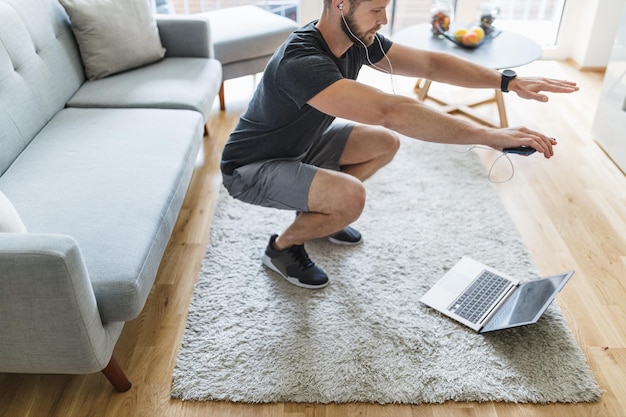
[446,144,516,183]
[340,6,396,94]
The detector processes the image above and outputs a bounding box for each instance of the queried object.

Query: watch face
[503,69,516,78]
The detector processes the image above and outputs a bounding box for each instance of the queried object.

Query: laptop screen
[480,272,573,333]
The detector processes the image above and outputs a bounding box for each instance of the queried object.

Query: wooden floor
[2,60,625,417]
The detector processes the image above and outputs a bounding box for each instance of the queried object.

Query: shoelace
[288,244,314,270]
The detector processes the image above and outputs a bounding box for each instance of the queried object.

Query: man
[220,0,579,289]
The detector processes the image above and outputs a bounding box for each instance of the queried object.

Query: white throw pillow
[59,0,166,80]
[0,190,27,233]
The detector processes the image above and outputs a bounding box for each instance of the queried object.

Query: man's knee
[383,130,401,159]
[329,174,366,215]
[327,179,366,225]
[366,126,400,158]
[346,179,366,218]
[309,169,365,213]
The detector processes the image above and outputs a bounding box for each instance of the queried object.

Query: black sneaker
[262,234,329,289]
[328,226,362,245]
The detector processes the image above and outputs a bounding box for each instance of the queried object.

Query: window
[387,0,566,48]
[492,0,566,47]
[168,0,299,21]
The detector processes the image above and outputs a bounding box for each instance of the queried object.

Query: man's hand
[508,77,579,102]
[483,126,558,159]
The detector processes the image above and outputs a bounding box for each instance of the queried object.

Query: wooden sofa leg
[219,82,225,111]
[101,356,132,392]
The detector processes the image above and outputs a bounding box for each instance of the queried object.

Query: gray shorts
[222,121,354,212]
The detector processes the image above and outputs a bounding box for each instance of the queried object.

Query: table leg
[494,89,508,128]
[413,78,432,102]
[412,78,509,128]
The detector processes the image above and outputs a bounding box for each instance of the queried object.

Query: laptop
[419,256,574,333]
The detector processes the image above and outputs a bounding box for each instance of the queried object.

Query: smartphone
[503,146,536,156]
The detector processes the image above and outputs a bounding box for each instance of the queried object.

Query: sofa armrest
[0,233,122,374]
[156,14,215,59]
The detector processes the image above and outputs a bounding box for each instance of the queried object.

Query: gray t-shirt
[220,21,393,176]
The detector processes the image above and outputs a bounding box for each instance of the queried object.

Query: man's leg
[263,168,364,289]
[338,125,400,182]
[263,125,399,288]
[274,168,366,249]
[330,125,401,244]
[274,125,400,250]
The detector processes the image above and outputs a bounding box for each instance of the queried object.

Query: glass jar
[430,0,454,35]
[478,2,500,35]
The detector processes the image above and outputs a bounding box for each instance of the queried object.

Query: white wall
[560,0,626,67]
[300,0,323,23]
[592,8,626,170]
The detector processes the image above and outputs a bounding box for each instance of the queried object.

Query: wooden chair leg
[101,355,132,392]
[219,82,225,111]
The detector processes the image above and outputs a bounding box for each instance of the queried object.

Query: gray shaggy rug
[171,136,600,404]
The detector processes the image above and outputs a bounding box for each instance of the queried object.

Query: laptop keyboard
[448,270,511,324]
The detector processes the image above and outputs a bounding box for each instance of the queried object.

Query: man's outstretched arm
[375,43,579,102]
[307,78,557,158]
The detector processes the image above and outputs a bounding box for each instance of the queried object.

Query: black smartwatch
[500,69,517,92]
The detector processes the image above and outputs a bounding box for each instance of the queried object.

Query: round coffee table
[393,23,542,127]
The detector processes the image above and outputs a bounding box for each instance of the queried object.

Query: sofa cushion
[66,57,222,121]
[0,107,203,322]
[0,190,27,233]
[59,0,166,80]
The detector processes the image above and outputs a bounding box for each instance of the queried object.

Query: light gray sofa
[0,0,222,391]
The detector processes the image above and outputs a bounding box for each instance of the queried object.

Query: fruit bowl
[436,23,500,49]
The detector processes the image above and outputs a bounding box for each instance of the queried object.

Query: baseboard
[565,57,606,73]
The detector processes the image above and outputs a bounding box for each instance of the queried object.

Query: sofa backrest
[0,0,84,175]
